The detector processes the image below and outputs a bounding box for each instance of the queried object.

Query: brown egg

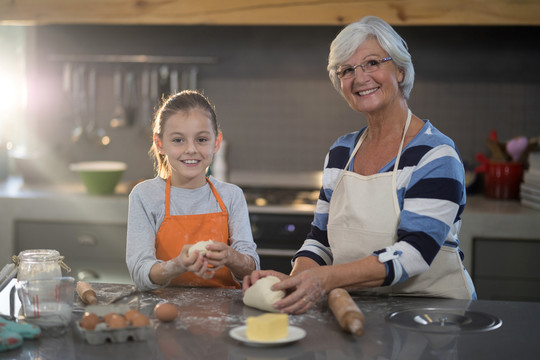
[80,312,100,330]
[105,314,127,329]
[102,312,117,323]
[124,309,142,323]
[131,314,151,327]
[154,302,178,322]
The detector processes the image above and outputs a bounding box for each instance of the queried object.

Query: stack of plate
[520,151,540,210]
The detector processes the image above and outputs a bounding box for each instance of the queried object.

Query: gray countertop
[1,282,539,360]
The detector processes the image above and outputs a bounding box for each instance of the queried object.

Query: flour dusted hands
[187,240,256,280]
[243,268,331,314]
[148,244,214,285]
[179,244,214,279]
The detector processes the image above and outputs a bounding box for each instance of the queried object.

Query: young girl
[126,90,259,290]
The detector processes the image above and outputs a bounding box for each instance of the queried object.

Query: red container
[484,162,524,199]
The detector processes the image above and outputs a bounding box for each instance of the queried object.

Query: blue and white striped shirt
[293,120,467,287]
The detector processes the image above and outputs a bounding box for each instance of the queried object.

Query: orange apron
[155,177,240,288]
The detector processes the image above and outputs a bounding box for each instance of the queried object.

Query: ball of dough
[188,240,214,257]
[243,276,285,313]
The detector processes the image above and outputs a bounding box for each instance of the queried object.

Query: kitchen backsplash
[21,25,540,183]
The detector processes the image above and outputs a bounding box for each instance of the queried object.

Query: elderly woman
[243,16,476,314]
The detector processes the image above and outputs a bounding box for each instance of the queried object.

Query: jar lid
[17,249,61,262]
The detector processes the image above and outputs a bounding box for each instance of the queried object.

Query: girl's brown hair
[149,90,219,179]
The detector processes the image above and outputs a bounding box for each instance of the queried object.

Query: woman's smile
[356,87,380,97]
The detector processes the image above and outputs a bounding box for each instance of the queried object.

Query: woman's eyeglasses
[336,57,393,79]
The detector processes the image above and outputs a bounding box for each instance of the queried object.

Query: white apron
[327,110,472,299]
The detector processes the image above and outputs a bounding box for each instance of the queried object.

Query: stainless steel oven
[243,186,318,274]
[249,212,313,274]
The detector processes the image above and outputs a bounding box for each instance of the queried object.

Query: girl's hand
[180,245,214,279]
[202,242,229,272]
[271,266,332,314]
[242,270,289,293]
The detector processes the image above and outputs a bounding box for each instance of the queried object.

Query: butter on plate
[246,313,289,341]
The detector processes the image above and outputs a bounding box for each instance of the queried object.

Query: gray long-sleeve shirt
[126,176,259,290]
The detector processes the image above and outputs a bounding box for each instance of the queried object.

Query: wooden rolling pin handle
[328,288,365,336]
[342,310,365,335]
[76,281,98,305]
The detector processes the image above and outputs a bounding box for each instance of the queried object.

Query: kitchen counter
[1,282,539,359]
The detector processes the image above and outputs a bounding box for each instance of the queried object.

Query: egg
[80,312,100,330]
[124,309,142,323]
[105,314,127,329]
[131,314,151,327]
[154,302,178,322]
[102,312,116,323]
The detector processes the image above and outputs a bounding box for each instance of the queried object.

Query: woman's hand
[272,266,332,314]
[242,270,289,293]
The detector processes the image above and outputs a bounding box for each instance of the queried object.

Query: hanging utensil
[110,68,127,128]
[158,65,169,98]
[61,62,72,119]
[90,69,110,146]
[189,66,198,90]
[139,67,152,135]
[124,71,137,126]
[85,67,109,146]
[85,67,97,136]
[181,68,190,91]
[170,69,179,94]
[147,67,159,132]
[71,66,85,142]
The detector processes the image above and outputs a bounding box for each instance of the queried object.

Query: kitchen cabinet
[472,237,540,302]
[1,0,539,26]
[15,220,131,284]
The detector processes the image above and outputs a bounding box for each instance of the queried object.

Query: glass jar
[16,249,70,281]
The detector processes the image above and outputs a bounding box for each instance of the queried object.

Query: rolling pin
[328,288,365,336]
[76,281,98,305]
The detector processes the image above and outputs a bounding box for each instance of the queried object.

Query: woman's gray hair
[327,16,414,100]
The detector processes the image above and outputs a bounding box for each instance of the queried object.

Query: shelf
[47,54,218,65]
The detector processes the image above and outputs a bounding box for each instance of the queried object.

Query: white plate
[229,325,306,347]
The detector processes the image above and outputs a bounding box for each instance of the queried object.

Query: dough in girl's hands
[188,240,214,257]
[243,276,285,312]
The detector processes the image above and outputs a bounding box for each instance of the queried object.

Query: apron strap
[206,177,228,214]
[165,177,172,216]
[344,109,412,173]
[165,177,228,216]
[392,110,412,179]
[390,109,412,211]
[344,130,366,170]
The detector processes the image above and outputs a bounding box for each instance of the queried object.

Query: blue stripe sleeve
[406,177,463,203]
[306,223,329,247]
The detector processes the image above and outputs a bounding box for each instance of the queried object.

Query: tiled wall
[25,25,540,182]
